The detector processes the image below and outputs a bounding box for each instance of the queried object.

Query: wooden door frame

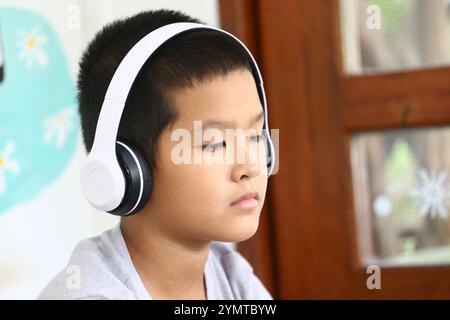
[221,0,450,299]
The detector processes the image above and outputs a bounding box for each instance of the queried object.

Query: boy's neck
[120,217,211,300]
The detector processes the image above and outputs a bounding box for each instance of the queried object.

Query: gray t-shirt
[37,223,273,300]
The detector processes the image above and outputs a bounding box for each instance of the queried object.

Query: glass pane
[351,127,450,266]
[340,0,450,74]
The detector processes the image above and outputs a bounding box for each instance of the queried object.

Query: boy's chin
[211,222,260,243]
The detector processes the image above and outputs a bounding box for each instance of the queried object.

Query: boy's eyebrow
[200,111,264,130]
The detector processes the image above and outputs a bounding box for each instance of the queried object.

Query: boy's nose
[231,162,261,182]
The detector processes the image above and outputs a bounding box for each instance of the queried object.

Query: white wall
[0,0,219,300]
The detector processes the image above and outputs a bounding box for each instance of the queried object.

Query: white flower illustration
[0,141,20,195]
[43,107,75,149]
[16,24,48,68]
[410,169,450,219]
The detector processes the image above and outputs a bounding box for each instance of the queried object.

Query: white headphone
[80,22,276,216]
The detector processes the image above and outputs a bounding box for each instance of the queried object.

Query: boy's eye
[250,134,264,143]
[202,134,263,152]
[202,141,226,152]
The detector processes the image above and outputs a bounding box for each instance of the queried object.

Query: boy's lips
[230,191,260,209]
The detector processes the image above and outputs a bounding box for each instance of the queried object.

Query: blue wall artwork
[0,7,79,214]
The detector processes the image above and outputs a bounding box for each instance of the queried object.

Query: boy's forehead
[169,69,262,129]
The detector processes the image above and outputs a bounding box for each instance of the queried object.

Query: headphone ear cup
[263,128,274,176]
[107,141,152,216]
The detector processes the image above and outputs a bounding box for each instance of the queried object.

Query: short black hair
[77,9,252,171]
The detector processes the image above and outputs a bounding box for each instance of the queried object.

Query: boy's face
[145,69,268,244]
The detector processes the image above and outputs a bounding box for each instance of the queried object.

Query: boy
[38,9,273,300]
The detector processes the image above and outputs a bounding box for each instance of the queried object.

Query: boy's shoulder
[37,228,272,300]
[208,241,272,300]
[37,227,135,300]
